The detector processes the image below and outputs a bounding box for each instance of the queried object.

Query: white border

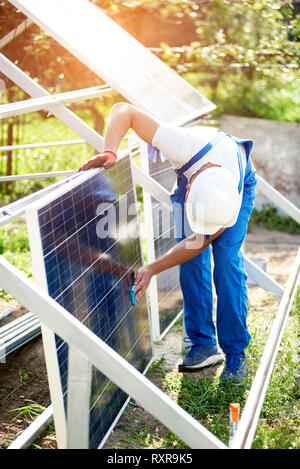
[25,161,155,449]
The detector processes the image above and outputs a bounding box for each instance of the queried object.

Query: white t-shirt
[152,124,247,187]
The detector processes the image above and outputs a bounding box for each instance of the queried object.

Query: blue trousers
[171,182,256,356]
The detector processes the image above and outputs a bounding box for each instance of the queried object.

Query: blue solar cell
[149,158,183,334]
[34,157,152,448]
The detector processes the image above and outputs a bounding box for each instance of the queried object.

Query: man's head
[185,162,240,235]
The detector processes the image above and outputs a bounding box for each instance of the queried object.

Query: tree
[96,0,300,121]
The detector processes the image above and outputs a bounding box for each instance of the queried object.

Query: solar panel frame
[148,158,184,337]
[25,157,153,449]
[137,143,183,341]
[8,0,215,123]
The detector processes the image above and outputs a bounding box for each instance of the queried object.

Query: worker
[79,103,257,384]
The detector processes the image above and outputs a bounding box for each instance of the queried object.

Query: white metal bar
[0,146,137,228]
[26,207,67,449]
[0,177,71,228]
[138,142,161,342]
[0,53,104,153]
[131,162,172,212]
[244,256,284,301]
[7,405,53,449]
[256,174,300,224]
[0,255,227,449]
[66,347,92,449]
[0,139,85,151]
[0,19,33,50]
[0,307,13,321]
[0,170,75,182]
[7,0,215,123]
[231,248,300,449]
[0,322,41,358]
[0,85,112,119]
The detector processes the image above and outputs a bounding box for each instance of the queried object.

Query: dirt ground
[0,226,299,449]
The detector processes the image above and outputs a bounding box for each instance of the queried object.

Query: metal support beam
[0,139,85,152]
[244,257,284,301]
[67,347,92,449]
[0,19,33,50]
[231,248,300,449]
[131,162,172,211]
[257,175,300,225]
[0,170,75,183]
[0,53,104,152]
[0,255,226,449]
[0,85,112,119]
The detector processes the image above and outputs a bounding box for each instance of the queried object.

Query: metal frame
[0,53,104,153]
[0,18,33,50]
[0,85,111,119]
[0,0,299,449]
[24,164,156,449]
[0,139,85,152]
[7,0,216,123]
[0,254,227,450]
[231,248,300,448]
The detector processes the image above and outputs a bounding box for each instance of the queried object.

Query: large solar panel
[9,0,215,123]
[148,157,183,335]
[26,156,152,448]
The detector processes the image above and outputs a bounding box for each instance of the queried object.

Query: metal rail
[231,248,300,448]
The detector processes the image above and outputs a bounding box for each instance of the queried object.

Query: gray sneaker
[220,354,247,385]
[178,344,224,372]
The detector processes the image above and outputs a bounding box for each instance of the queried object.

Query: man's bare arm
[79,103,161,171]
[104,103,161,151]
[134,228,225,301]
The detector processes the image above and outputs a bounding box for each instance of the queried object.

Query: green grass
[9,401,45,423]
[248,203,300,234]
[0,222,32,300]
[1,111,96,204]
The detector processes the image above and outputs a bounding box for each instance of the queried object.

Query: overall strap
[227,136,254,194]
[175,130,226,178]
[236,144,244,194]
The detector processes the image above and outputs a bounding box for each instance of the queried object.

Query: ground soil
[0,226,299,449]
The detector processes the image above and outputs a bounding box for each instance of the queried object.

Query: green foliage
[124,0,299,122]
[9,401,46,422]
[248,203,300,233]
[0,223,32,300]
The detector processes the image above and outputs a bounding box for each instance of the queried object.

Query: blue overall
[170,131,257,356]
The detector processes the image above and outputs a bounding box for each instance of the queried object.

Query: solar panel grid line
[26,157,152,448]
[26,207,67,448]
[56,246,141,322]
[90,322,151,413]
[1,254,227,449]
[45,213,138,301]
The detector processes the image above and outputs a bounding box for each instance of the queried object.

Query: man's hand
[79,150,117,171]
[121,268,135,291]
[134,265,154,301]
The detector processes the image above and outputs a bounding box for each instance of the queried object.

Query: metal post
[231,248,300,449]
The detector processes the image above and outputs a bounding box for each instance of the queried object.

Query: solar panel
[148,157,183,335]
[26,156,152,448]
[9,0,215,122]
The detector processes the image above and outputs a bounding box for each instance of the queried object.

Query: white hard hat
[186,166,240,235]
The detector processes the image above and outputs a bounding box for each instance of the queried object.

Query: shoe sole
[178,354,224,372]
